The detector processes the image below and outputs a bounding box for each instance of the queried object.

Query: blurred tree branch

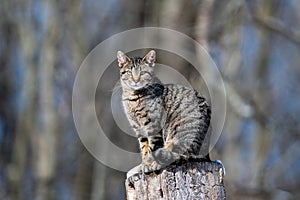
[253,15,300,46]
[246,3,300,46]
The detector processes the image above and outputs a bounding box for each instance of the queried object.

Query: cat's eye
[121,71,129,75]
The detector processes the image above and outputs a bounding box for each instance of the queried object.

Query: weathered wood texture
[126,161,226,200]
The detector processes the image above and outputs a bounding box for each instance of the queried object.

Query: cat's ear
[142,50,156,67]
[117,51,131,68]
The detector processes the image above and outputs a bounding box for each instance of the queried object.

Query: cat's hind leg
[152,147,182,166]
[141,161,164,173]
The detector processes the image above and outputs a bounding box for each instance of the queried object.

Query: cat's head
[117,50,156,90]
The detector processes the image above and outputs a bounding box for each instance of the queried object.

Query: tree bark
[125,161,226,200]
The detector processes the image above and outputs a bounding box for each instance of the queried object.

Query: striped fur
[117,50,211,173]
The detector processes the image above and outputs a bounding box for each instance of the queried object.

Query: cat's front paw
[127,164,143,178]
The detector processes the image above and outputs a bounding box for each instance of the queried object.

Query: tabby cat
[117,50,211,177]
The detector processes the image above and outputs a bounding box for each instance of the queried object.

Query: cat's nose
[132,67,140,82]
[133,75,140,82]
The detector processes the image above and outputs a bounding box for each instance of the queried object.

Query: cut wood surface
[125,161,226,200]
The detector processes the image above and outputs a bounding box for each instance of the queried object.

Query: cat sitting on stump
[117,50,211,177]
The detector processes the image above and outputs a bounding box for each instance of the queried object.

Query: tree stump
[125,161,226,200]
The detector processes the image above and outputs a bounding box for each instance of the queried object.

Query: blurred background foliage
[1,0,300,199]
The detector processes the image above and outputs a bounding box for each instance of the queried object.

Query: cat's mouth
[121,80,146,90]
[130,83,144,90]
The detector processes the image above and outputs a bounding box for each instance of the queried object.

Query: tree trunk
[125,161,226,200]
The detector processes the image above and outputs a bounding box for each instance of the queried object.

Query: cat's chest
[122,95,163,118]
[123,99,140,112]
[123,97,156,111]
